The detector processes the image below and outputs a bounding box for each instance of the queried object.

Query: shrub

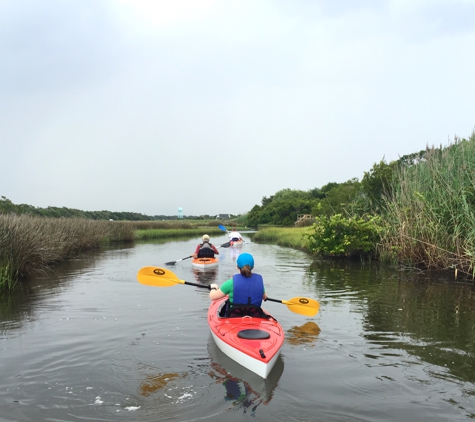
[305,214,383,258]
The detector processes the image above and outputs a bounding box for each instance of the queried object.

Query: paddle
[165,255,192,266]
[164,241,232,265]
[136,266,320,316]
[265,297,319,317]
[138,266,212,289]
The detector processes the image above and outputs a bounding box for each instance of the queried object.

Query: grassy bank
[135,227,222,241]
[0,215,136,291]
[0,216,229,293]
[252,227,310,249]
[130,220,236,240]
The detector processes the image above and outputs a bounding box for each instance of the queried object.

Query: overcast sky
[1,0,474,216]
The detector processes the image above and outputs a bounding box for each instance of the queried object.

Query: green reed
[379,132,475,275]
[0,262,16,291]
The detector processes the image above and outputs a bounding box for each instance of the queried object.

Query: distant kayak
[230,240,243,247]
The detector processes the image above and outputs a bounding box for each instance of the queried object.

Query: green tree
[0,197,17,214]
[312,179,361,217]
[246,204,262,227]
[360,160,397,212]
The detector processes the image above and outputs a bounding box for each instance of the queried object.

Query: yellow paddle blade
[137,266,185,287]
[282,297,320,317]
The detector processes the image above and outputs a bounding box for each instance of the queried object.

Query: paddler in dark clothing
[193,234,220,259]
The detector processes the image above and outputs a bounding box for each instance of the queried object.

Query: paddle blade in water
[137,266,185,288]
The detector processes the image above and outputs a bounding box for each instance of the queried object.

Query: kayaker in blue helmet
[209,253,267,316]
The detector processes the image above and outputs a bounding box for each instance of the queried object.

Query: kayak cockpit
[217,300,273,320]
[237,329,271,340]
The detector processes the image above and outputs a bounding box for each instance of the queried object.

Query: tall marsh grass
[0,215,134,292]
[379,133,475,275]
[0,216,231,292]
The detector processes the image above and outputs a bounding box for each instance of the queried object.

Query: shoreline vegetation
[3,131,475,291]
[250,132,475,279]
[0,216,226,292]
[251,227,309,250]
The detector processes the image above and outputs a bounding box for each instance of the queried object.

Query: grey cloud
[0,0,125,94]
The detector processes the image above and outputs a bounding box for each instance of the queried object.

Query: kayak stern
[208,298,284,379]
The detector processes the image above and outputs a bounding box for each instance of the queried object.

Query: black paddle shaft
[265,297,283,304]
[165,256,192,266]
[184,281,211,290]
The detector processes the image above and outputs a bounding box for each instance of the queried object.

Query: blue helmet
[237,253,254,270]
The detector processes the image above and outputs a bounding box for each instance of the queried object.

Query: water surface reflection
[207,336,284,412]
[286,321,321,347]
[2,239,475,421]
[192,268,218,284]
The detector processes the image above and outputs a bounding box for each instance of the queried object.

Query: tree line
[248,130,475,275]
[0,198,234,221]
[246,148,430,229]
[3,129,475,275]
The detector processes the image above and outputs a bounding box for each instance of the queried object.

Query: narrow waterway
[1,234,475,421]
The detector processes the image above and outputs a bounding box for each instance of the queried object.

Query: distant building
[216,214,231,220]
[178,207,183,219]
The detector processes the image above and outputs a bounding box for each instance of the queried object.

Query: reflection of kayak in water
[229,247,240,261]
[208,297,284,379]
[191,257,219,270]
[207,334,284,405]
[192,268,218,284]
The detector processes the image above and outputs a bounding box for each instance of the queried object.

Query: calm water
[1,234,475,421]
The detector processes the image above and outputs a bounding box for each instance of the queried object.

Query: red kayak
[207,297,284,379]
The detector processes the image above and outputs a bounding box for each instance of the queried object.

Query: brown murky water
[1,234,475,421]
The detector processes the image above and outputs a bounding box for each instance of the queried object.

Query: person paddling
[193,234,219,259]
[209,253,267,317]
[228,228,242,242]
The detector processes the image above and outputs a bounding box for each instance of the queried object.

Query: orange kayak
[191,257,219,270]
